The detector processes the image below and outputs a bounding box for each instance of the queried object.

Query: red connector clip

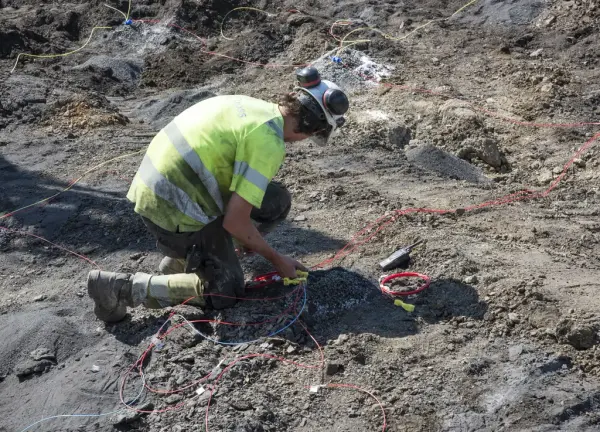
[246,271,282,290]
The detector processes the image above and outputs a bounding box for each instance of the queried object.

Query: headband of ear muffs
[297,93,327,127]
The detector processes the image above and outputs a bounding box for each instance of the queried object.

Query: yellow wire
[337,21,433,52]
[104,3,127,20]
[335,0,480,55]
[0,149,144,219]
[104,0,132,21]
[10,26,112,73]
[220,7,277,41]
[4,0,479,211]
[451,0,479,17]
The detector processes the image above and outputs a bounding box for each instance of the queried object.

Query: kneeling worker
[87,67,350,322]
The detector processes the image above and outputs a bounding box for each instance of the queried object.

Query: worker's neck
[279,105,308,142]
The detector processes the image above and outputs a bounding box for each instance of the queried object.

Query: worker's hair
[279,93,328,135]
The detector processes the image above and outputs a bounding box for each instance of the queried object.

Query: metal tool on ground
[379,239,424,271]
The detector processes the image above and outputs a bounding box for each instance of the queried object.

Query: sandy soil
[1,1,600,431]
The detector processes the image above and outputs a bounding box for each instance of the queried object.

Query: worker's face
[284,129,312,142]
[285,126,331,144]
[282,115,313,142]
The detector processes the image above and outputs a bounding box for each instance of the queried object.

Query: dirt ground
[1,0,600,431]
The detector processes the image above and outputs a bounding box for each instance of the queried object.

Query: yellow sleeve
[229,121,285,208]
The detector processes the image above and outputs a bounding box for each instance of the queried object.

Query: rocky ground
[1,0,600,431]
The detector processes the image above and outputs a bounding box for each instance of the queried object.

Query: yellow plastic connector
[394,298,415,312]
[283,271,309,286]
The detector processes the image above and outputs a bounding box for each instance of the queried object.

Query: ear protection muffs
[294,66,349,144]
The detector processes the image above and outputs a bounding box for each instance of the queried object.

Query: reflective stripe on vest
[265,119,284,140]
[137,155,215,225]
[233,160,269,192]
[163,121,225,212]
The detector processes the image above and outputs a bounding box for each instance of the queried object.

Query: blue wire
[191,282,307,346]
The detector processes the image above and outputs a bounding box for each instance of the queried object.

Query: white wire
[18,410,124,432]
[19,282,306,431]
[17,367,146,432]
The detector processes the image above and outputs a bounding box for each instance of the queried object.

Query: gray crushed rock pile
[203,267,378,344]
[305,267,378,320]
[406,143,492,183]
[132,89,215,129]
[72,55,144,83]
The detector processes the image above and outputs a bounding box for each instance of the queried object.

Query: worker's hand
[224,194,307,278]
[272,253,308,279]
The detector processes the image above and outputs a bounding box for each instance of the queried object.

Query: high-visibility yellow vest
[127,95,285,232]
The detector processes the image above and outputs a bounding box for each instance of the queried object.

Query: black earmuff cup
[323,89,349,116]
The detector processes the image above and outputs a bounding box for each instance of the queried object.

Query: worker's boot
[87,270,151,322]
[87,270,132,322]
[89,269,207,320]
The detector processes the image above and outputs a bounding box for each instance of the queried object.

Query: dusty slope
[1,1,600,431]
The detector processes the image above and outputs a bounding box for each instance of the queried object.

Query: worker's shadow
[268,220,349,255]
[191,268,487,348]
[296,268,487,344]
[1,154,349,262]
[0,154,151,255]
[413,278,488,324]
[105,267,486,354]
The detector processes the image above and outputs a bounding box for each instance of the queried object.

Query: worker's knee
[252,182,291,225]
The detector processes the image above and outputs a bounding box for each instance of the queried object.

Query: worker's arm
[223,193,307,279]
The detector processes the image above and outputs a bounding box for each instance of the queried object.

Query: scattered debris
[30,348,56,362]
[465,275,479,284]
[556,321,598,350]
[112,403,154,425]
[537,169,554,184]
[326,362,343,376]
[3,1,600,431]
[530,48,544,57]
[15,359,55,379]
[406,144,492,183]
